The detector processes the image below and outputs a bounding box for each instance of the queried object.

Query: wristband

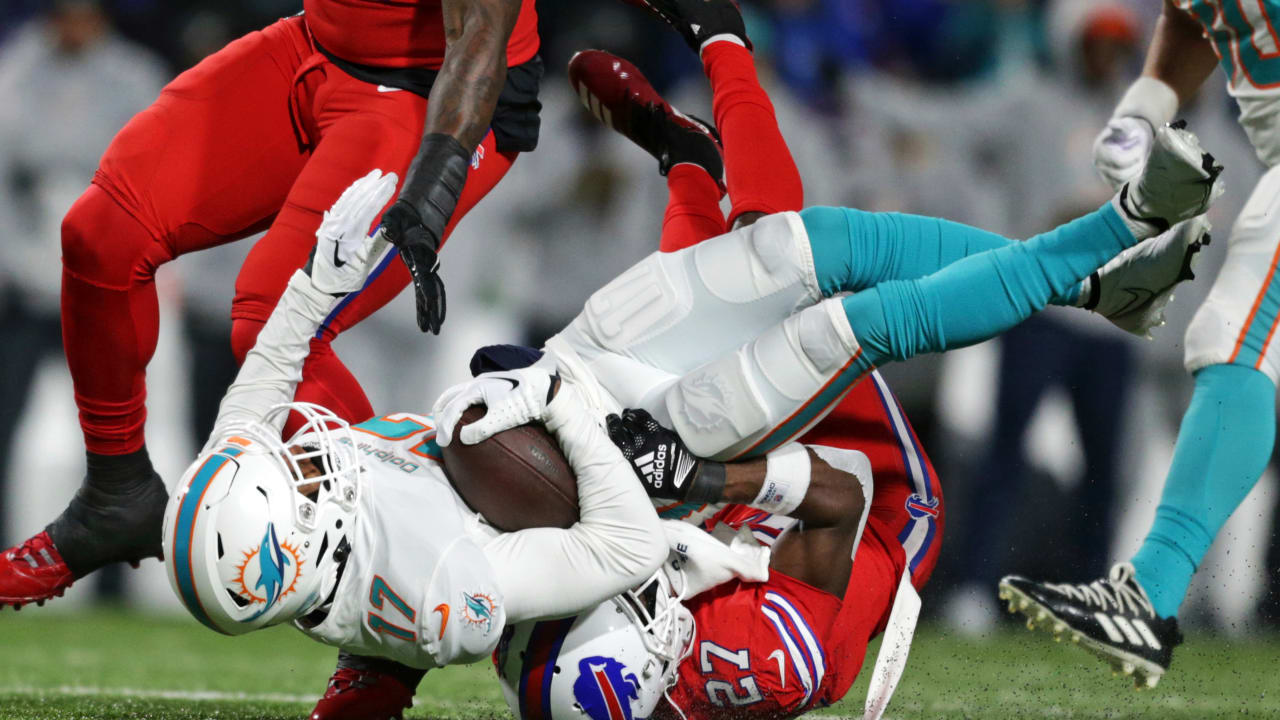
[1114,77,1178,129]
[754,444,811,516]
[685,461,727,504]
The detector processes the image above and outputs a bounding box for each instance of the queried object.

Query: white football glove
[433,366,559,447]
[1093,116,1154,191]
[1112,122,1224,240]
[308,169,398,296]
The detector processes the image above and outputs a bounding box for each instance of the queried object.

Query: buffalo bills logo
[905,493,940,520]
[573,656,639,720]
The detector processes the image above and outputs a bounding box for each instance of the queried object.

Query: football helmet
[163,402,363,635]
[495,566,694,720]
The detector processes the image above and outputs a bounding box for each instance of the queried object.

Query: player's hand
[606,408,724,503]
[433,367,559,447]
[1093,116,1154,191]
[307,169,397,296]
[382,200,447,334]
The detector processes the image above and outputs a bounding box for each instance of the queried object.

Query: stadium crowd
[0,0,1275,633]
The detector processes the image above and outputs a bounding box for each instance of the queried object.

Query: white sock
[699,33,746,58]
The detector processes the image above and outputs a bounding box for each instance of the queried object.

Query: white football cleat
[1084,216,1211,338]
[1113,121,1224,239]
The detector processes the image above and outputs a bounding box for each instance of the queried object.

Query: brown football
[440,405,579,531]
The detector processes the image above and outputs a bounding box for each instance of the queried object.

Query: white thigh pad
[667,298,862,460]
[561,212,823,382]
[1185,164,1280,383]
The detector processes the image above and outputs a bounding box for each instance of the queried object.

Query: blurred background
[0,0,1275,640]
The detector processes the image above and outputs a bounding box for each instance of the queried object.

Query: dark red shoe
[310,666,416,720]
[569,50,724,190]
[0,531,75,609]
[618,0,751,52]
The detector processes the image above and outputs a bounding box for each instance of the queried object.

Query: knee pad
[61,184,157,288]
[1185,165,1280,384]
[568,211,822,379]
[666,297,862,460]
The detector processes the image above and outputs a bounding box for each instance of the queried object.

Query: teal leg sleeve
[840,203,1133,366]
[801,206,1083,305]
[1130,364,1277,619]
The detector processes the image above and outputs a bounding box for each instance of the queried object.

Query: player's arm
[379,0,522,335]
[473,376,669,623]
[1094,0,1219,189]
[207,171,396,446]
[607,409,871,597]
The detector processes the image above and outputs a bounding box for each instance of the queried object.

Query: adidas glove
[606,408,725,503]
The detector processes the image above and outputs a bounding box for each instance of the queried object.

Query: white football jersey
[1176,0,1280,165]
[295,412,507,670]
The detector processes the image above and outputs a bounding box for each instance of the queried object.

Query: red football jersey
[659,370,944,718]
[304,0,540,69]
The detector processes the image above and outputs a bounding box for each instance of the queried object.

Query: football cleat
[0,532,75,609]
[569,50,724,189]
[1084,215,1211,338]
[619,0,752,53]
[310,652,423,720]
[1114,121,1224,239]
[999,563,1183,689]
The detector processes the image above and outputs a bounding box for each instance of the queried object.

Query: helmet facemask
[163,402,364,635]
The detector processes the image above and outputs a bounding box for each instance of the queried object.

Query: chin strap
[863,570,921,720]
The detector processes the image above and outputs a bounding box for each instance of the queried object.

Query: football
[440,405,580,531]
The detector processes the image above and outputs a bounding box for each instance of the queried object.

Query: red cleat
[569,49,724,190]
[310,667,415,720]
[0,531,75,609]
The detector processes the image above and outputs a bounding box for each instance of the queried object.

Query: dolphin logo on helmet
[253,523,291,613]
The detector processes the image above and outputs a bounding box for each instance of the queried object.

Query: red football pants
[61,16,517,454]
[660,41,804,252]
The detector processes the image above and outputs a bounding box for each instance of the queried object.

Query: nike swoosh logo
[494,377,519,390]
[377,85,402,93]
[434,603,449,640]
[769,649,786,687]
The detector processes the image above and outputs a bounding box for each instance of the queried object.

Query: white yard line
[0,685,315,704]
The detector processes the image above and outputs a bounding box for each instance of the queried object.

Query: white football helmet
[162,402,363,635]
[495,566,695,720]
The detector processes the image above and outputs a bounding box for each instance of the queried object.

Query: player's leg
[567,50,726,252]
[231,81,517,435]
[0,18,314,607]
[1133,166,1280,616]
[998,168,1280,688]
[661,201,1138,459]
[699,38,803,225]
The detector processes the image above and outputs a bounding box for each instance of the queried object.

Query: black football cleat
[999,562,1183,688]
[569,49,724,189]
[619,0,752,53]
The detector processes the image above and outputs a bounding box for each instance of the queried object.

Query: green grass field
[1,609,1276,719]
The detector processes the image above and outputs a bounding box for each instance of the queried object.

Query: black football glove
[381,134,471,334]
[606,408,725,503]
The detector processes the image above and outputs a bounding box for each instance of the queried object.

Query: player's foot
[310,652,425,720]
[999,562,1183,689]
[619,0,751,53]
[0,532,74,609]
[1114,121,1224,239]
[1083,215,1211,338]
[0,449,168,609]
[569,50,724,189]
